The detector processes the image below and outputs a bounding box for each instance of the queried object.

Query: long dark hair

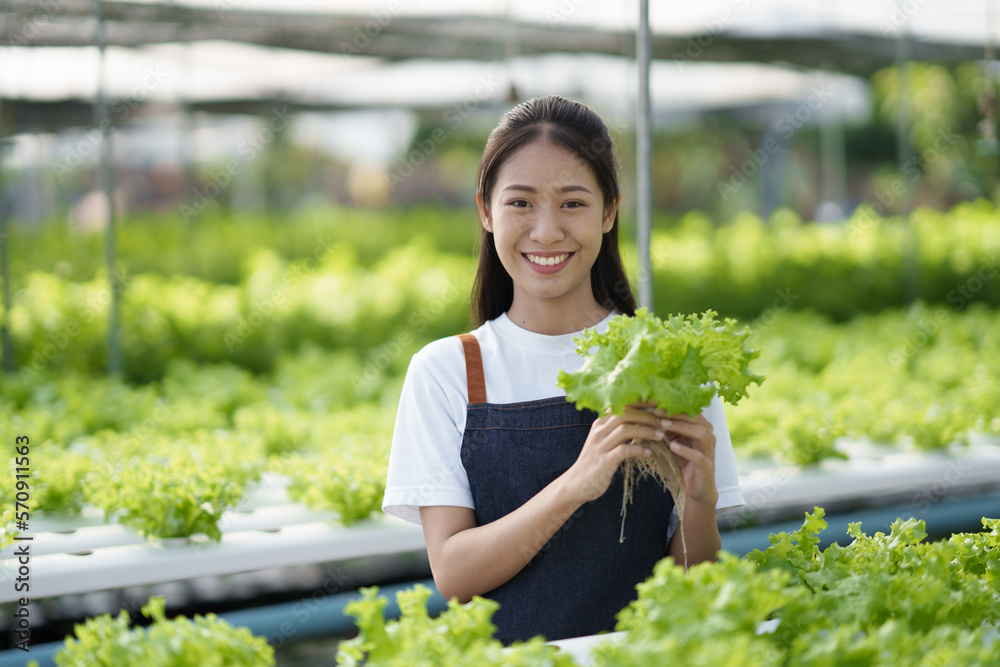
[471,96,637,326]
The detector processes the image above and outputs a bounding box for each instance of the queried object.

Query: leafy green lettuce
[336,585,577,666]
[558,308,763,417]
[32,597,273,667]
[597,509,1000,666]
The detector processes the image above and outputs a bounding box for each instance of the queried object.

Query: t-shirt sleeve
[382,341,475,525]
[705,393,744,514]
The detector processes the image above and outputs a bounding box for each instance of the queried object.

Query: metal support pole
[818,74,847,221]
[636,0,653,310]
[895,7,919,305]
[0,92,14,374]
[95,0,122,375]
[980,1,998,160]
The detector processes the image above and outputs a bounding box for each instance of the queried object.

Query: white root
[619,439,688,570]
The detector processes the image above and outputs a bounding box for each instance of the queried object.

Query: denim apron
[456,333,673,644]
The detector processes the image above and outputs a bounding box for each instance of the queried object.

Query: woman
[382,95,744,644]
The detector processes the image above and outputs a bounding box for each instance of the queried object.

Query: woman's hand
[655,409,718,506]
[564,402,666,505]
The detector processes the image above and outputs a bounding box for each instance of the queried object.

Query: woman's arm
[661,411,722,565]
[666,495,721,564]
[420,405,666,603]
[420,476,584,603]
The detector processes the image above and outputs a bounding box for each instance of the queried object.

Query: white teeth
[526,253,569,266]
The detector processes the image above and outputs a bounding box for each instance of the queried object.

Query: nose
[528,205,565,245]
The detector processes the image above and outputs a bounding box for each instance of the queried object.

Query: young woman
[382,96,744,644]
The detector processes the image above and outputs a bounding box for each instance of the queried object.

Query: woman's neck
[505,297,611,335]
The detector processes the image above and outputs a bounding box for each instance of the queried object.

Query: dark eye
[563,200,584,208]
[508,199,530,208]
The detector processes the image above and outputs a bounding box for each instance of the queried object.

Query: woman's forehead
[495,139,597,187]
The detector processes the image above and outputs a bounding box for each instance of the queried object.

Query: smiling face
[479,138,618,328]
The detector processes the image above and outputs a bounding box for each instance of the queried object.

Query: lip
[522,251,574,274]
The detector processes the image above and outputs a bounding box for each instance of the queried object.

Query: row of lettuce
[338,511,1000,666]
[5,237,472,383]
[2,203,997,663]
[1,390,393,547]
[1,300,998,545]
[31,511,1000,665]
[730,301,1000,464]
[2,201,1000,382]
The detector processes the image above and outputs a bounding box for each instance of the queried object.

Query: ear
[476,192,493,233]
[603,193,621,234]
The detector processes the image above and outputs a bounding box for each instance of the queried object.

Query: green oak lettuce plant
[596,509,1000,666]
[29,596,273,667]
[558,308,762,417]
[336,584,578,666]
[0,506,17,550]
[557,308,763,564]
[85,432,262,541]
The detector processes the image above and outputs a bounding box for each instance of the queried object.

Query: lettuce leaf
[336,585,578,666]
[35,596,274,667]
[558,308,763,417]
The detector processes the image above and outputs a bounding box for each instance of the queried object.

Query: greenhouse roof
[0,0,994,133]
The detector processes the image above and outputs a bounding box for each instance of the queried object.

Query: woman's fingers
[669,438,719,504]
[595,409,666,439]
[603,404,720,505]
[621,405,664,426]
[668,439,709,465]
[578,403,721,505]
[652,410,711,427]
[616,442,653,462]
[657,412,711,430]
[608,422,668,447]
[595,406,716,460]
[656,414,714,450]
[575,409,662,503]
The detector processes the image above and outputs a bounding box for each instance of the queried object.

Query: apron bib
[456,333,673,644]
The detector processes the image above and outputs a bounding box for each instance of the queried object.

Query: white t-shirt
[382,310,745,536]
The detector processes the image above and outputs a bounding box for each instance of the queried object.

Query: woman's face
[481,138,618,316]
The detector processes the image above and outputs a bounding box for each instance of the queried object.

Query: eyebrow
[501,184,593,194]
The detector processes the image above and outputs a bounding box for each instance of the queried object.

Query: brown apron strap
[458,333,487,404]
